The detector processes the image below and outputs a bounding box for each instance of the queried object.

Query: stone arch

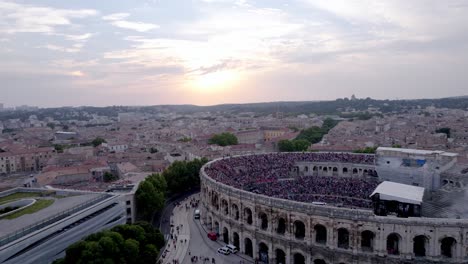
[259,212,268,230]
[233,232,240,249]
[387,233,401,255]
[244,207,253,225]
[212,193,219,210]
[244,237,253,257]
[314,224,327,244]
[214,221,220,235]
[221,199,229,215]
[352,168,358,174]
[342,167,348,174]
[222,226,229,244]
[232,203,239,220]
[277,217,286,235]
[258,242,269,263]
[275,248,286,264]
[313,259,326,264]
[323,167,328,172]
[441,237,456,258]
[337,228,350,249]
[361,230,375,251]
[294,220,306,239]
[413,235,429,257]
[293,252,305,264]
[332,167,338,175]
[305,166,309,172]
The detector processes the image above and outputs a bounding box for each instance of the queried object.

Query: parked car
[217,247,230,255]
[226,244,238,254]
[207,232,217,241]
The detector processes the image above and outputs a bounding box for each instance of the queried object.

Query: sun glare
[192,71,237,92]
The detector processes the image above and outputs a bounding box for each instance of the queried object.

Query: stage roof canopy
[370,181,425,205]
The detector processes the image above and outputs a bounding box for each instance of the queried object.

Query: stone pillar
[286,245,291,264]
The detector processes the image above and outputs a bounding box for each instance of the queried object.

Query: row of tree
[278,118,339,152]
[53,222,164,264]
[208,132,238,146]
[135,158,209,221]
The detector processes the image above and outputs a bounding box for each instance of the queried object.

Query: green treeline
[135,158,208,221]
[208,132,238,146]
[53,222,164,264]
[278,118,339,152]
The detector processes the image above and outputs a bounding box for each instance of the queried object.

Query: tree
[55,223,163,264]
[163,158,208,194]
[354,146,378,154]
[278,139,310,152]
[135,180,165,221]
[103,172,118,182]
[208,132,238,146]
[47,123,55,129]
[92,137,106,147]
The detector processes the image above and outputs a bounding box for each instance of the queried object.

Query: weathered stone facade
[200,158,468,264]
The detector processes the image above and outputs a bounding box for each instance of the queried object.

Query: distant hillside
[2,97,468,121]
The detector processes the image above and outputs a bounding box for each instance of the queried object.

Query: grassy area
[0,192,43,205]
[2,199,54,219]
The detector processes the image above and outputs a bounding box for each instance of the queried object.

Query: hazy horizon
[2,0,468,107]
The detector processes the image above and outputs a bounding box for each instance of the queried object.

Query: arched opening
[232,204,239,220]
[275,249,285,264]
[258,242,269,264]
[294,220,306,240]
[223,227,229,244]
[305,166,309,172]
[293,253,305,264]
[441,237,456,258]
[332,167,338,175]
[233,232,240,249]
[212,194,219,210]
[259,212,268,230]
[222,199,229,215]
[323,167,328,172]
[214,221,220,235]
[413,235,428,257]
[314,259,326,264]
[277,218,286,235]
[337,228,350,249]
[387,233,401,255]
[352,168,358,174]
[343,167,348,174]
[314,224,327,244]
[244,208,253,225]
[313,166,318,171]
[244,238,253,257]
[361,230,374,251]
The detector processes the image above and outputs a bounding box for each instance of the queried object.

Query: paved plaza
[159,194,253,264]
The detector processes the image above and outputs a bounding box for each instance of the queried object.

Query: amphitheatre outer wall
[200,154,468,264]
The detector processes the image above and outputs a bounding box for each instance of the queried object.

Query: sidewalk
[159,199,191,264]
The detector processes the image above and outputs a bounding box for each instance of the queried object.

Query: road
[159,194,253,264]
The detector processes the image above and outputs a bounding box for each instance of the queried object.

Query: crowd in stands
[204,152,378,208]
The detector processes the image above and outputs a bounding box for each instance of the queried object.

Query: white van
[217,247,230,255]
[226,244,238,254]
[194,209,200,219]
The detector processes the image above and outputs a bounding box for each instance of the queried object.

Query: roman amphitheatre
[200,147,468,264]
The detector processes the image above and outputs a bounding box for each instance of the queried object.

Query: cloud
[110,20,159,32]
[0,1,97,34]
[64,33,93,41]
[40,44,80,53]
[102,13,130,21]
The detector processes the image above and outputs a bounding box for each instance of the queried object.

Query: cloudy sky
[1,0,468,107]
